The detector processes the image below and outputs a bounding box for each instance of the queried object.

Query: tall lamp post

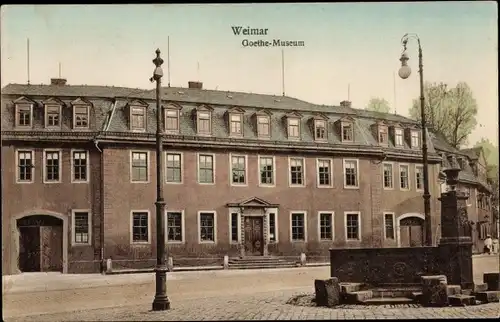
[398,33,433,247]
[150,48,171,311]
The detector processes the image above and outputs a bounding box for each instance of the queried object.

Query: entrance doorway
[17,215,64,273]
[399,216,424,247]
[244,216,264,256]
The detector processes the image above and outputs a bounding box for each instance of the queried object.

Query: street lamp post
[151,48,171,311]
[398,33,433,247]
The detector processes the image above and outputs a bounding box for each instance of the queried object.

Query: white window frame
[71,209,92,246]
[165,151,184,184]
[378,126,388,144]
[288,157,306,187]
[228,207,242,244]
[257,115,271,138]
[130,210,151,245]
[130,150,150,183]
[399,163,410,191]
[289,211,307,242]
[42,148,62,184]
[382,162,394,190]
[70,149,90,184]
[165,210,185,244]
[15,149,35,184]
[344,211,362,241]
[314,119,327,141]
[73,104,90,129]
[164,108,180,133]
[198,210,217,244]
[287,117,301,139]
[266,207,279,243]
[317,211,334,241]
[229,153,248,187]
[343,158,359,189]
[44,104,62,129]
[395,128,404,147]
[15,103,33,128]
[197,153,216,185]
[341,122,354,142]
[383,212,395,240]
[229,113,243,137]
[130,105,146,132]
[258,155,276,187]
[415,165,424,191]
[316,158,333,188]
[197,110,212,135]
[410,130,420,149]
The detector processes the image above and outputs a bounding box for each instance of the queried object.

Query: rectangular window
[167,212,183,242]
[400,165,409,190]
[74,106,89,128]
[198,111,211,134]
[44,151,60,182]
[383,163,393,189]
[395,128,404,146]
[231,155,246,185]
[166,153,182,183]
[317,159,332,186]
[290,158,304,186]
[72,151,88,182]
[259,157,274,185]
[131,106,145,130]
[342,123,353,141]
[411,131,420,148]
[198,154,214,184]
[199,212,215,242]
[384,213,395,239]
[291,212,305,241]
[346,213,360,240]
[74,211,90,244]
[165,109,179,131]
[132,212,149,243]
[269,213,276,242]
[230,212,239,243]
[315,120,326,140]
[17,150,33,182]
[288,118,300,138]
[257,116,270,137]
[131,152,148,182]
[379,127,388,143]
[46,105,60,127]
[17,104,32,127]
[319,212,333,240]
[415,165,423,190]
[230,114,242,135]
[344,159,358,188]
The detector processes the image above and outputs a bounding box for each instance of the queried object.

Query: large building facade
[1,79,494,275]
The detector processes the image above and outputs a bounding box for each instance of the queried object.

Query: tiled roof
[460,147,482,160]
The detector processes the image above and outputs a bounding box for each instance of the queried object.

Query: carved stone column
[239,212,245,258]
[263,212,269,256]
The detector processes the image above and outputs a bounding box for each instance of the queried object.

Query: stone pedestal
[421,275,449,307]
[314,277,340,307]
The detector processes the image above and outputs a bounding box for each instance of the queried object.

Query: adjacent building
[1,78,493,275]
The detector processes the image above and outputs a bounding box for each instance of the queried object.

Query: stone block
[167,257,174,271]
[421,275,449,307]
[483,273,500,291]
[461,289,473,296]
[340,283,362,293]
[473,283,488,293]
[475,291,500,303]
[446,285,461,296]
[448,294,476,306]
[223,255,229,270]
[300,253,306,266]
[345,290,373,304]
[314,277,341,307]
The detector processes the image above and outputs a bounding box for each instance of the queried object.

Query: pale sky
[1,3,498,147]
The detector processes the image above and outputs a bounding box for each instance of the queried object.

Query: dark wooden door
[18,226,41,272]
[40,226,63,272]
[400,217,424,247]
[244,217,264,256]
[409,225,423,247]
[400,226,411,247]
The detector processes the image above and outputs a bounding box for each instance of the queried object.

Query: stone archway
[396,213,425,248]
[11,210,69,274]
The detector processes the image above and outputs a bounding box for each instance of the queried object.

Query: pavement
[2,255,499,321]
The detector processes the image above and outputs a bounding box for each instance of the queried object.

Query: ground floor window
[199,212,216,242]
[291,212,305,241]
[345,212,360,240]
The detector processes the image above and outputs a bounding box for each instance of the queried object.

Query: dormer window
[457,157,465,169]
[45,105,61,127]
[257,115,270,137]
[165,109,179,132]
[411,130,420,148]
[71,98,90,129]
[314,120,327,141]
[395,128,404,146]
[230,114,243,136]
[131,106,146,131]
[195,105,214,135]
[341,122,353,142]
[14,96,36,128]
[287,118,300,139]
[378,126,388,144]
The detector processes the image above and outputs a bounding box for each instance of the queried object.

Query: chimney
[340,100,352,108]
[50,78,67,86]
[188,81,203,89]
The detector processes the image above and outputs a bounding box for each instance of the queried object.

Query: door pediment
[226,196,279,208]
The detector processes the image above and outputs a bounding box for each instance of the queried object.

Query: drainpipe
[93,138,105,273]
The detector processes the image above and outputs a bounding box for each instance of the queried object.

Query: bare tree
[366,97,391,114]
[409,82,478,149]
